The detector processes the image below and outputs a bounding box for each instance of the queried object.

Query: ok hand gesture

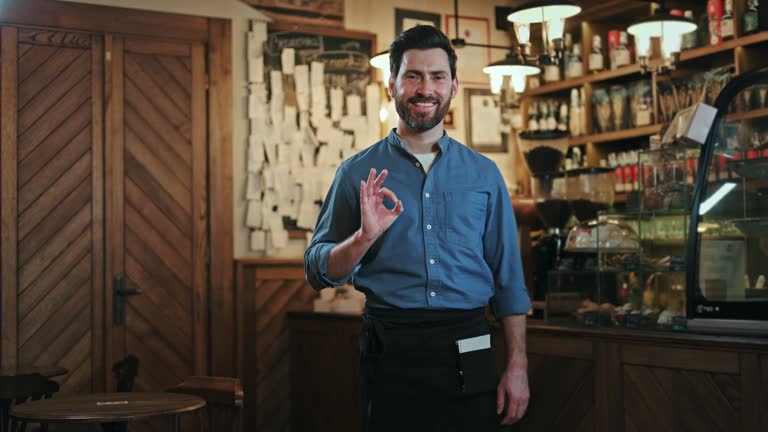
[359,168,404,242]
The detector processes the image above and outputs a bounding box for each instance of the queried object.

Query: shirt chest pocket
[443,191,487,248]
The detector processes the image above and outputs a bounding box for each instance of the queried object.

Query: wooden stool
[168,377,243,432]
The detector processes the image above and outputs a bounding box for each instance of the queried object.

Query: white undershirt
[413,151,439,174]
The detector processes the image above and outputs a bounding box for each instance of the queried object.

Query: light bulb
[546,18,565,40]
[661,32,681,60]
[636,35,651,57]
[514,22,531,45]
[511,73,527,94]
[489,73,504,94]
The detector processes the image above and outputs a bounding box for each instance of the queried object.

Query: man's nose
[416,78,435,95]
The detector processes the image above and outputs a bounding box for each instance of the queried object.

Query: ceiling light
[627,6,697,72]
[369,50,390,82]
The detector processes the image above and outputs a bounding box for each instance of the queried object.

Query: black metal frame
[685,66,768,321]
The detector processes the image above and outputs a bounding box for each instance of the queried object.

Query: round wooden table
[0,366,67,378]
[10,392,206,432]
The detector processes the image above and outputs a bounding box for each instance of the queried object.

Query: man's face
[389,48,458,132]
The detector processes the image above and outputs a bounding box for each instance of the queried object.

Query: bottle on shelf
[631,151,639,192]
[617,152,628,192]
[622,152,634,192]
[569,88,581,136]
[528,102,540,132]
[744,0,760,34]
[558,101,569,133]
[578,88,587,135]
[540,102,551,131]
[708,0,724,45]
[609,30,631,70]
[542,54,561,83]
[721,0,735,40]
[682,10,699,49]
[589,34,605,73]
[546,101,558,131]
[563,33,573,75]
[567,43,584,79]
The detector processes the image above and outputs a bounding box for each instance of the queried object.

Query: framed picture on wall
[395,9,441,35]
[444,15,490,85]
[464,87,505,153]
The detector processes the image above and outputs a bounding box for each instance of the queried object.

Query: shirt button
[430,291,436,297]
[429,259,435,264]
[425,192,430,198]
[415,162,421,167]
[426,224,432,230]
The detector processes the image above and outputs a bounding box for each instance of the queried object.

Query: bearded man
[305,24,531,432]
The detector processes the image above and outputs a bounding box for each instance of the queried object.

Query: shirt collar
[386,128,452,155]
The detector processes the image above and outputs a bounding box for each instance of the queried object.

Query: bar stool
[0,374,59,432]
[168,377,243,432]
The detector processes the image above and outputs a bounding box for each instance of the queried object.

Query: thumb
[392,200,404,215]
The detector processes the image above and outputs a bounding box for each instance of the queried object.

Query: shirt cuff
[490,291,532,319]
[315,242,353,287]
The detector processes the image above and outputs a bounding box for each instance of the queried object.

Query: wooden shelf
[525,64,646,97]
[726,107,768,122]
[525,76,588,97]
[682,31,768,62]
[567,124,664,147]
[524,31,768,98]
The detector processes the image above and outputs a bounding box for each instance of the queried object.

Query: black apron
[360,307,500,432]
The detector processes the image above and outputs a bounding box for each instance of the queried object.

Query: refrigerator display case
[686,67,768,335]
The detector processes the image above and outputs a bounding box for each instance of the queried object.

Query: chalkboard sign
[265,23,376,101]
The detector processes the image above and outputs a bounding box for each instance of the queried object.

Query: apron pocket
[457,347,498,395]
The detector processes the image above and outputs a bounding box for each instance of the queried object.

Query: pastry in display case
[686,67,768,335]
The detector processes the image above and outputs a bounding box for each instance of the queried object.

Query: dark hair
[389,25,457,81]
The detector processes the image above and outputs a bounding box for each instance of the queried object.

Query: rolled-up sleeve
[483,166,532,318]
[304,164,360,290]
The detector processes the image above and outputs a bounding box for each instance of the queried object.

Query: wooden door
[0,26,105,394]
[104,35,208,397]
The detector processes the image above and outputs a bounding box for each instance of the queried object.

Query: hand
[496,365,529,425]
[359,168,404,242]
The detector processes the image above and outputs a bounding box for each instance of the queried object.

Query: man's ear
[451,77,459,99]
[388,75,395,98]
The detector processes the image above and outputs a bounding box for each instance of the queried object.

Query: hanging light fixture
[446,0,540,96]
[483,54,541,95]
[369,50,390,82]
[627,4,697,73]
[506,1,582,62]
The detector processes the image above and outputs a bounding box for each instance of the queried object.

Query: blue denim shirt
[304,130,531,318]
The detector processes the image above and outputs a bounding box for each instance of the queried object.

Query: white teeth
[415,102,435,106]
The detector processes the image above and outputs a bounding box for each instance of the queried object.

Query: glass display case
[588,144,696,331]
[542,69,768,334]
[543,143,699,330]
[686,67,768,335]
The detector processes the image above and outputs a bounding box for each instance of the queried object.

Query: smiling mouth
[410,100,438,111]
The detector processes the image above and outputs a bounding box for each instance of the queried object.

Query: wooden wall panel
[624,365,740,431]
[1,26,19,368]
[237,259,317,432]
[4,27,104,394]
[208,18,235,378]
[515,353,595,432]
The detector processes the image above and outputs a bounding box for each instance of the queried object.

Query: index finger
[372,169,389,190]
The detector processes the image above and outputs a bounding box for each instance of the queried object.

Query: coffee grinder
[517,130,572,304]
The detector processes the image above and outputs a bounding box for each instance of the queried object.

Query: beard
[395,94,452,132]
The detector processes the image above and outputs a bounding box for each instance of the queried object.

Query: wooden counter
[287,311,768,432]
[236,258,768,432]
